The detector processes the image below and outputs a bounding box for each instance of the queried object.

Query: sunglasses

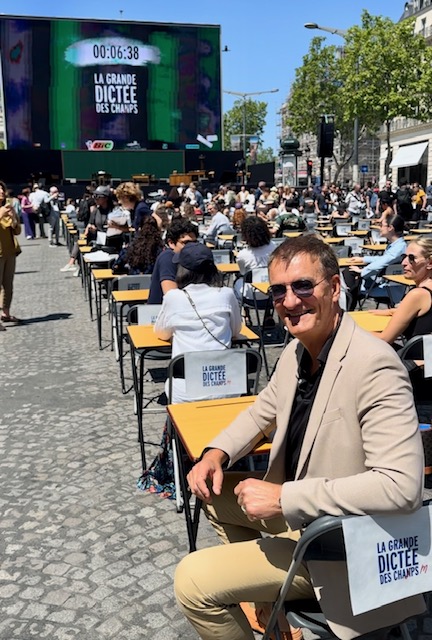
[269,277,326,303]
[401,254,417,264]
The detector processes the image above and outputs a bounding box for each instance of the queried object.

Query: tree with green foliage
[340,10,432,177]
[256,147,276,164]
[223,98,268,163]
[286,37,353,181]
[287,11,432,181]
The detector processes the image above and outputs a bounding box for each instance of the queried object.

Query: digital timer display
[0,16,222,151]
[65,37,161,67]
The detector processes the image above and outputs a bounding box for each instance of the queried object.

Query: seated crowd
[48,176,432,640]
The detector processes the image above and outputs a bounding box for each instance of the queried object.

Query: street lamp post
[224,88,279,178]
[304,22,359,185]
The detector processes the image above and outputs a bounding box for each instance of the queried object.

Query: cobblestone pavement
[0,230,430,640]
[0,230,272,640]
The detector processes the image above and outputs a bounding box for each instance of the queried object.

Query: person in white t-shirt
[154,242,242,404]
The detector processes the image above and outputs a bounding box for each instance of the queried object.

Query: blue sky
[2,1,402,150]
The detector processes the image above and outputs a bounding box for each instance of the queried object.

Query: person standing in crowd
[411,182,427,221]
[314,184,330,215]
[47,186,62,247]
[394,179,413,222]
[376,179,395,215]
[344,183,365,222]
[29,183,49,239]
[0,181,21,330]
[20,187,36,240]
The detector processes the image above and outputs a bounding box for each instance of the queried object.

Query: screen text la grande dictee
[94,73,138,114]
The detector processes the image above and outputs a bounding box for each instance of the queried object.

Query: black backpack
[396,187,412,208]
[77,198,90,223]
[276,214,306,236]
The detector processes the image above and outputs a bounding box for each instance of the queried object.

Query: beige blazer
[209,313,425,638]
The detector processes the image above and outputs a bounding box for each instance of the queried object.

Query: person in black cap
[154,241,242,403]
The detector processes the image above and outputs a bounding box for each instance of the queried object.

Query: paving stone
[1,232,430,640]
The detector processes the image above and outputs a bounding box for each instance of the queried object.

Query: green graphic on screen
[0,16,222,151]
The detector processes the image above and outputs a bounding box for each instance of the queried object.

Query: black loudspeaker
[317,118,334,158]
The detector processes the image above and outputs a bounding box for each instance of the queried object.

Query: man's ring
[241,504,247,515]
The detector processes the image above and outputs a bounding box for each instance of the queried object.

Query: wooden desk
[362,244,387,253]
[127,325,172,470]
[168,395,270,551]
[218,234,235,242]
[112,290,150,393]
[283,231,302,238]
[168,396,259,461]
[404,235,419,241]
[79,245,92,253]
[350,230,369,237]
[252,282,269,296]
[217,263,240,274]
[383,274,414,287]
[315,225,333,233]
[90,268,117,348]
[348,311,391,333]
[323,237,343,244]
[338,258,365,268]
[411,228,432,235]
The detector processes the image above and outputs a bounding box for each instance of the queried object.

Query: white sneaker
[72,267,80,277]
[60,263,76,272]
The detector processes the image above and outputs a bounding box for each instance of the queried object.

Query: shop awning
[390,142,428,168]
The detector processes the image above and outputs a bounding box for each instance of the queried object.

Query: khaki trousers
[0,254,16,311]
[174,472,314,640]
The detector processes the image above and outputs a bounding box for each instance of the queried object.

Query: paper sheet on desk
[84,251,118,262]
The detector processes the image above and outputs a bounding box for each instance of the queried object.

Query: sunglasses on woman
[268,277,326,303]
[401,254,417,264]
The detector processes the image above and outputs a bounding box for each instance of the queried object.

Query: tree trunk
[384,120,392,180]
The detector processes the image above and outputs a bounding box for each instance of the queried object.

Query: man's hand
[348,265,362,274]
[186,449,227,504]
[234,478,282,521]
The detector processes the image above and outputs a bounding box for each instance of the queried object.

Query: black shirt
[285,315,342,481]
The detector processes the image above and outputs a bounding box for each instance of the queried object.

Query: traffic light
[307,159,313,176]
[317,115,335,158]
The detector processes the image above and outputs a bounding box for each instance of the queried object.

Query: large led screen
[0,16,222,151]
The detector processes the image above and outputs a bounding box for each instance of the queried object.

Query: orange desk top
[217,263,240,273]
[348,311,391,333]
[92,269,116,280]
[127,325,171,350]
[338,258,365,268]
[383,274,414,287]
[112,289,149,303]
[323,237,343,244]
[167,395,271,460]
[362,244,387,252]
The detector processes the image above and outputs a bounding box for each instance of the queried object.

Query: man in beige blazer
[175,235,425,640]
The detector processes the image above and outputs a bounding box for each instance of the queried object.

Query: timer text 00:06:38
[93,44,139,61]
